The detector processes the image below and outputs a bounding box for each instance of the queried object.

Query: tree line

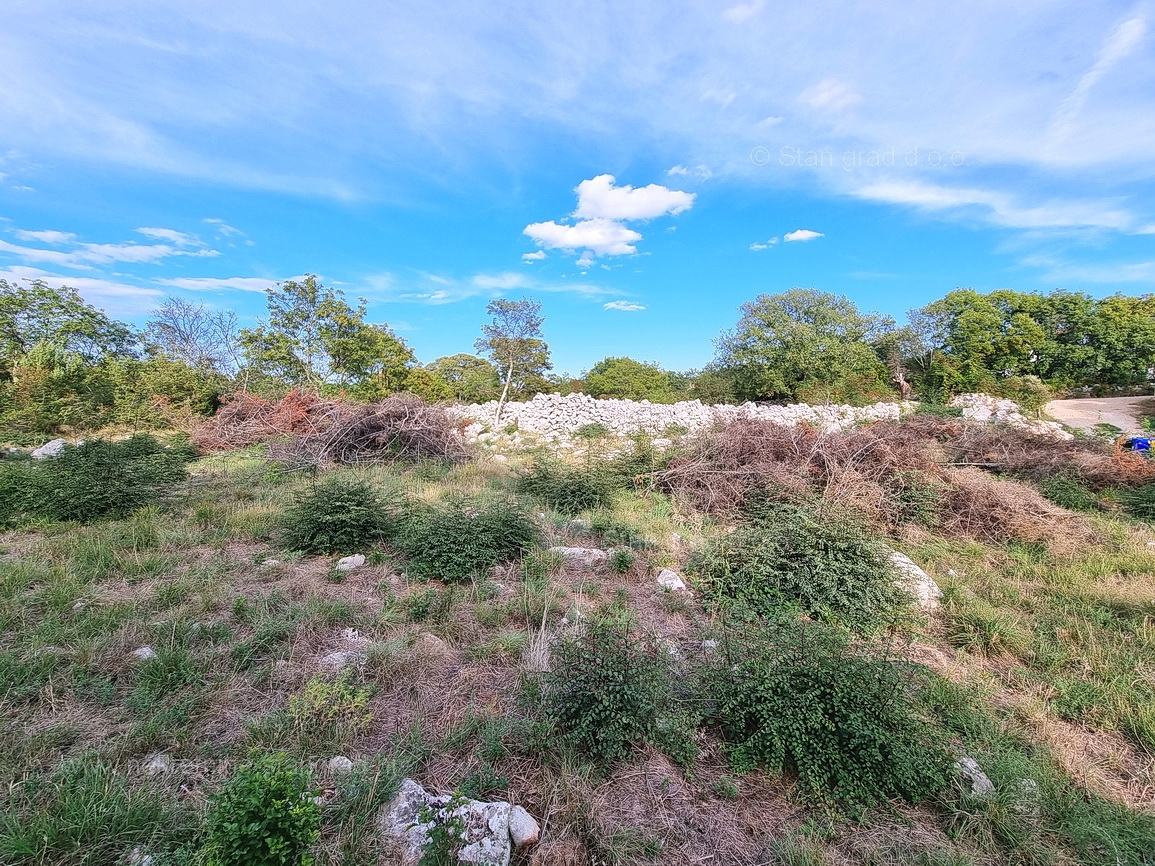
[2,276,1153,438]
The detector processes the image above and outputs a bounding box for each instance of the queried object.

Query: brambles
[204,753,320,866]
[393,498,538,582]
[0,435,193,525]
[279,476,400,554]
[688,505,909,633]
[702,618,952,811]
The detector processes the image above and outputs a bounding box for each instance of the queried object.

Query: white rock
[259,558,281,569]
[701,639,719,651]
[548,546,608,568]
[31,438,67,459]
[319,650,365,673]
[130,646,157,662]
[335,554,366,572]
[328,756,355,776]
[379,779,513,866]
[888,551,943,609]
[141,753,172,776]
[955,757,996,797]
[126,847,154,866]
[656,568,687,591]
[72,599,88,611]
[508,806,540,848]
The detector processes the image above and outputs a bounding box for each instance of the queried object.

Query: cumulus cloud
[604,300,646,311]
[575,251,594,269]
[521,250,546,262]
[524,217,642,256]
[783,229,824,242]
[574,174,695,221]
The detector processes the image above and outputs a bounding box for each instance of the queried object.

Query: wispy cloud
[136,227,202,246]
[0,265,164,315]
[154,276,274,293]
[13,229,75,244]
[604,300,646,311]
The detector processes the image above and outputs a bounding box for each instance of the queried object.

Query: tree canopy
[474,297,552,416]
[584,356,674,402]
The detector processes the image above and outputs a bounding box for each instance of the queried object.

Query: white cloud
[1023,254,1155,284]
[472,272,532,290]
[749,242,768,250]
[768,236,779,244]
[0,265,164,315]
[136,226,202,246]
[798,78,861,112]
[783,229,824,242]
[722,2,763,23]
[521,250,546,262]
[575,251,594,269]
[666,164,713,180]
[13,229,75,244]
[604,300,646,311]
[203,218,245,237]
[154,276,274,293]
[0,235,220,268]
[524,218,642,256]
[574,175,694,221]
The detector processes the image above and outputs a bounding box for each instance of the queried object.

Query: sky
[1,1,1153,376]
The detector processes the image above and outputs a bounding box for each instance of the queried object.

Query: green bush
[204,753,320,866]
[394,498,538,582]
[1038,473,1100,512]
[703,618,951,811]
[0,435,194,525]
[280,476,399,554]
[539,613,694,767]
[515,460,617,515]
[688,506,908,633]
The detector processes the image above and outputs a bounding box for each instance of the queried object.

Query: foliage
[0,435,193,525]
[203,753,320,866]
[716,288,895,403]
[702,617,952,811]
[0,341,115,433]
[995,374,1052,413]
[473,296,551,414]
[1117,482,1155,520]
[393,497,538,582]
[106,356,227,426]
[515,459,618,514]
[583,356,674,401]
[239,275,414,394]
[279,476,400,554]
[608,548,636,573]
[1038,473,1100,512]
[688,505,909,633]
[540,613,692,767]
[288,670,374,745]
[425,354,501,403]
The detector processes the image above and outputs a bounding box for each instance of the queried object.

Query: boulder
[335,554,366,572]
[888,551,943,609]
[548,546,608,568]
[656,568,687,591]
[955,756,996,797]
[379,778,517,866]
[31,438,67,459]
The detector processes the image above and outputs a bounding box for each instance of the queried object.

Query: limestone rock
[31,438,67,459]
[548,546,608,568]
[319,650,365,673]
[130,646,157,662]
[141,753,172,777]
[888,551,943,609]
[508,805,540,848]
[656,568,687,591]
[328,756,355,776]
[379,778,514,866]
[335,554,366,572]
[955,756,996,797]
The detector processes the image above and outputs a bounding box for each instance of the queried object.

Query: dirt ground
[1044,396,1155,435]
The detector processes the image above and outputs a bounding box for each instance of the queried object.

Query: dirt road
[1044,396,1155,436]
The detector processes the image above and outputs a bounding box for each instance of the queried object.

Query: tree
[584,357,673,401]
[0,279,137,374]
[238,275,414,394]
[146,297,241,374]
[716,289,894,403]
[426,354,502,403]
[474,297,552,419]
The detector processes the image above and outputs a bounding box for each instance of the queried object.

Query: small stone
[130,646,157,662]
[320,650,365,673]
[548,546,608,568]
[31,438,67,459]
[508,805,540,847]
[259,558,281,569]
[126,847,154,866]
[889,551,943,610]
[328,756,355,776]
[72,599,88,611]
[335,554,366,572]
[701,639,719,651]
[142,753,172,777]
[955,756,996,797]
[656,568,687,591]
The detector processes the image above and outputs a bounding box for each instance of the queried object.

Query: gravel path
[1044,396,1155,436]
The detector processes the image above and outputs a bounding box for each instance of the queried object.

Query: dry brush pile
[657,415,1154,548]
[191,390,471,467]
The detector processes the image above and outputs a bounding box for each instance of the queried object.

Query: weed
[515,459,617,515]
[288,670,374,752]
[608,548,636,573]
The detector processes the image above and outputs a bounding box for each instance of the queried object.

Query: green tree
[239,275,414,394]
[584,356,674,401]
[474,296,552,418]
[0,341,114,433]
[426,353,502,403]
[716,288,894,403]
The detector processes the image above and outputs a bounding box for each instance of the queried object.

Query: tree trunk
[495,359,515,423]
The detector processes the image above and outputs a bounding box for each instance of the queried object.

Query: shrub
[703,618,951,811]
[515,460,617,515]
[279,476,399,554]
[539,613,693,767]
[688,506,908,633]
[0,435,194,524]
[204,753,320,866]
[288,670,374,748]
[394,498,538,582]
[608,548,635,573]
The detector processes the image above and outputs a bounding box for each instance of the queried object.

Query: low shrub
[539,612,693,767]
[702,617,952,811]
[288,670,374,748]
[394,498,538,582]
[1118,483,1155,520]
[688,505,908,633]
[1038,473,1100,512]
[0,435,194,524]
[279,476,400,554]
[515,460,616,515]
[203,753,320,866]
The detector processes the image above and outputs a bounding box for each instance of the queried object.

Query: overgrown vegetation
[280,475,400,554]
[392,497,538,581]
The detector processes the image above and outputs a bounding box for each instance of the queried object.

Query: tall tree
[146,297,241,374]
[474,297,551,420]
[716,288,894,403]
[426,354,502,403]
[584,356,674,401]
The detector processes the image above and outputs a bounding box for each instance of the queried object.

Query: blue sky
[1,1,1153,375]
